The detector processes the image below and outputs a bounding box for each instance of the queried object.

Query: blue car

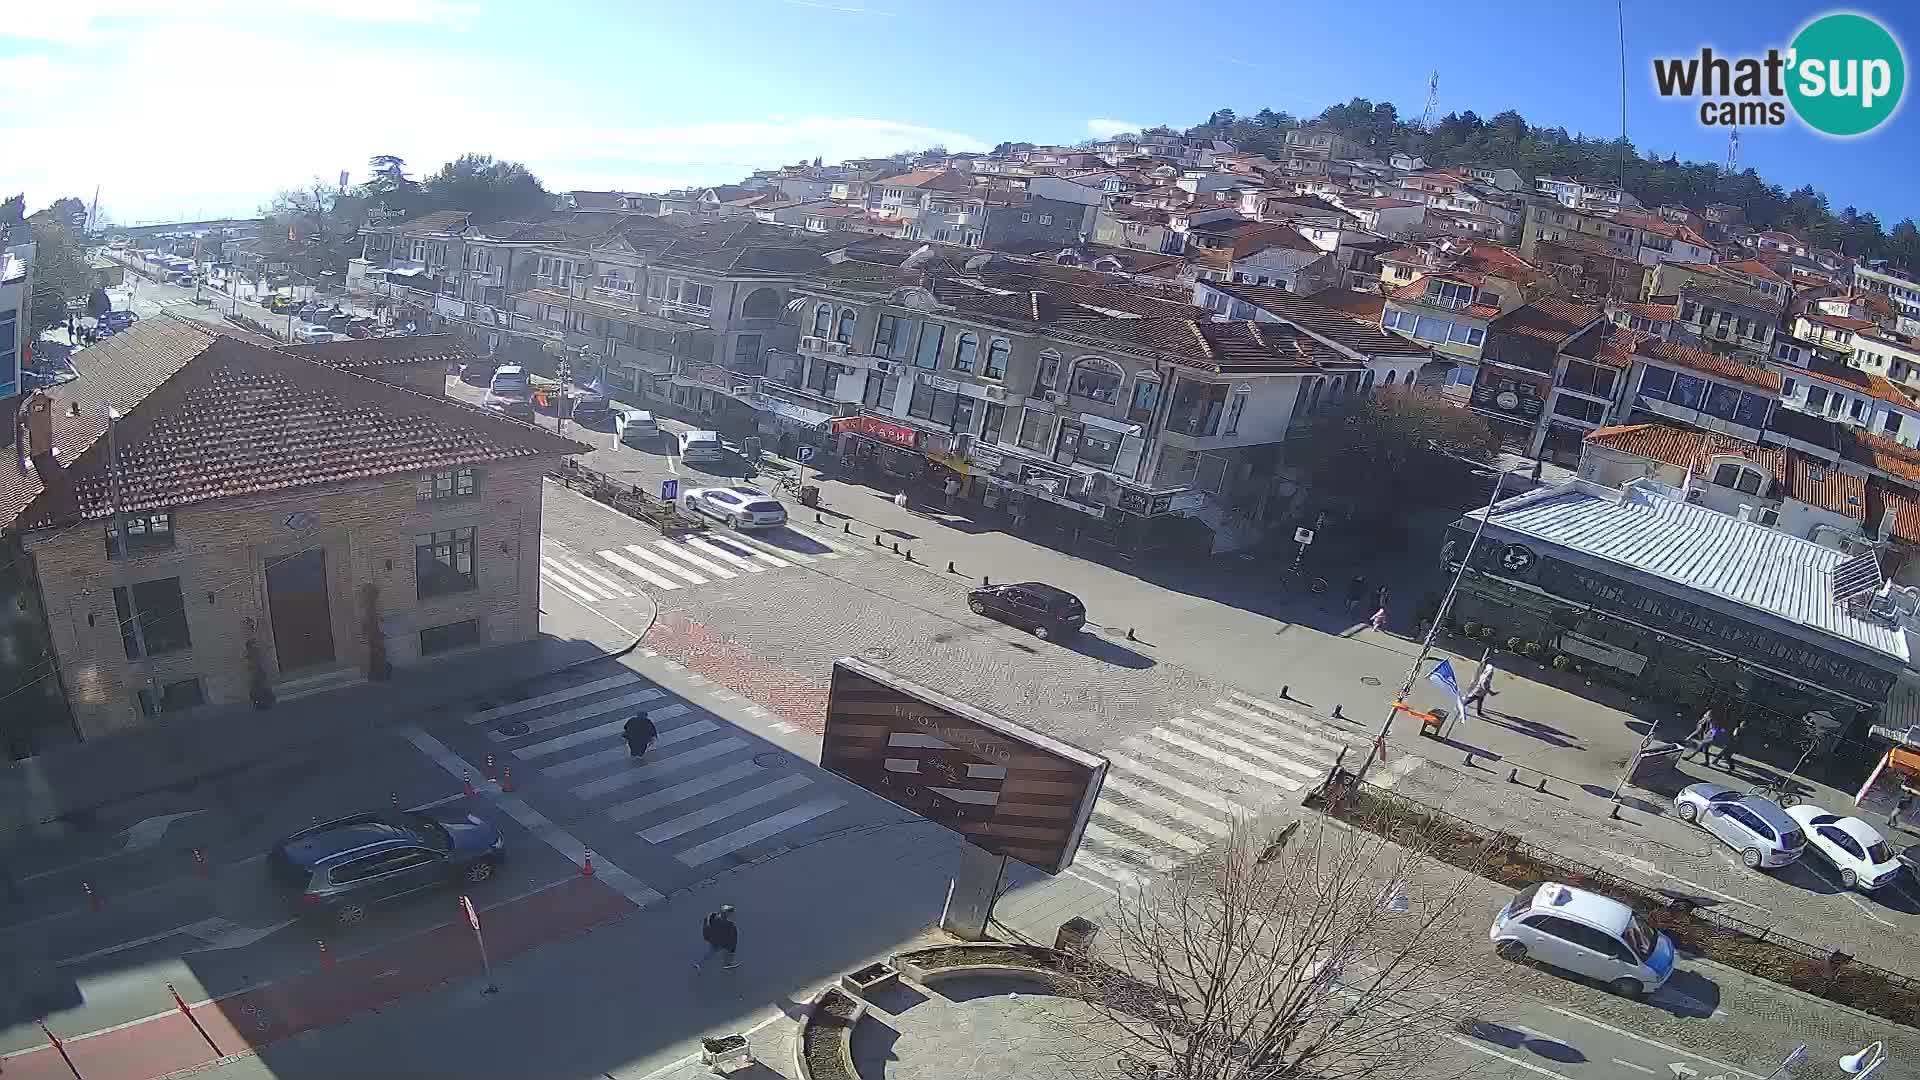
[268,809,506,927]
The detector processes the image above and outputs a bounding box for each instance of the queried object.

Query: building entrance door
[265,548,336,672]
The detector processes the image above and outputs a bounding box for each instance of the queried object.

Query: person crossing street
[696,905,740,971]
[1461,661,1497,718]
[624,711,657,760]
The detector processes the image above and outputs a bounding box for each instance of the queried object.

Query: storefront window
[1017,409,1054,452]
[908,382,959,425]
[953,395,977,434]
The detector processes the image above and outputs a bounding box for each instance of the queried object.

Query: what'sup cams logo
[1653,12,1906,137]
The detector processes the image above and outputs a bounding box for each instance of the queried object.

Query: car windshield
[1622,915,1658,963]
[1504,883,1541,919]
[1867,841,1893,863]
[407,813,453,850]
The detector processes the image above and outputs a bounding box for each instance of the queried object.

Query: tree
[420,153,550,223]
[1289,389,1502,510]
[23,204,93,337]
[368,154,409,185]
[1050,816,1516,1080]
[0,194,23,227]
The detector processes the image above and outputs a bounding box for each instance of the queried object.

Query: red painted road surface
[6,876,635,1080]
[644,612,829,733]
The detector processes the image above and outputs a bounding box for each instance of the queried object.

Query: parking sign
[799,446,815,463]
[660,478,679,502]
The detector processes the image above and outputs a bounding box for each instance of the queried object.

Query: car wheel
[1841,868,1859,889]
[464,860,496,884]
[733,515,748,530]
[968,599,986,615]
[335,902,368,927]
[1032,623,1051,640]
[1741,847,1763,869]
[1677,802,1698,823]
[1609,977,1645,1000]
[1494,940,1527,963]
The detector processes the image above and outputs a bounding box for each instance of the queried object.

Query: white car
[682,486,787,530]
[293,324,337,343]
[1489,881,1675,999]
[1675,783,1806,870]
[1785,805,1902,890]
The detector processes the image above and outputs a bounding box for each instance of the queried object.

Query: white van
[615,410,659,447]
[678,429,726,464]
[1488,882,1675,998]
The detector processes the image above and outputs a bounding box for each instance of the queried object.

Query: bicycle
[773,472,803,497]
[1748,778,1803,807]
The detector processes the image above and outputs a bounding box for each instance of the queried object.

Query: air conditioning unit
[1045,390,1067,404]
[984,385,1006,401]
[874,359,899,376]
[1685,488,1706,504]
[1756,507,1781,527]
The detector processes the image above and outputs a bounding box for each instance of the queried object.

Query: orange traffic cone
[581,849,596,877]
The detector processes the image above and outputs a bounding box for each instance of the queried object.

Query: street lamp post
[1353,446,1508,786]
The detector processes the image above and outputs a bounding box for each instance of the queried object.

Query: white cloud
[1086,118,1145,139]
[1,0,474,44]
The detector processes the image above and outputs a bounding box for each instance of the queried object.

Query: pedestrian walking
[1461,661,1497,718]
[943,476,960,509]
[1681,717,1723,763]
[696,905,739,971]
[1345,575,1367,613]
[1685,708,1714,746]
[1713,718,1743,772]
[623,711,657,760]
[1369,607,1387,633]
[1373,584,1390,615]
[893,490,910,511]
[1889,791,1914,832]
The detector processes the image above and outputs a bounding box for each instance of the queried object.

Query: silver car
[1675,783,1805,869]
[682,486,787,530]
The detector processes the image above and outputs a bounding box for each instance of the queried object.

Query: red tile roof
[1789,457,1868,521]
[1309,288,1386,323]
[1582,423,1784,481]
[1797,360,1920,408]
[1802,312,1877,332]
[1635,335,1782,390]
[1611,298,1680,322]
[1492,297,1602,346]
[1719,258,1787,283]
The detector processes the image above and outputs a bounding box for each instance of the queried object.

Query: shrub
[1551,654,1572,671]
[1505,636,1523,652]
[1522,641,1544,660]
[1462,621,1480,638]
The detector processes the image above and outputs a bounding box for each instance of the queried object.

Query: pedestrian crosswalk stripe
[724,531,814,564]
[1148,728,1304,791]
[605,761,764,822]
[558,557,635,598]
[567,737,748,798]
[486,688,664,742]
[640,773,813,842]
[1105,752,1259,821]
[541,567,599,604]
[779,523,852,556]
[468,673,641,724]
[652,540,736,579]
[1187,708,1340,768]
[622,544,708,584]
[1172,714,1326,778]
[1093,799,1209,853]
[512,717,639,760]
[683,536,766,573]
[705,534,790,568]
[1208,700,1349,753]
[542,558,616,600]
[534,706,698,778]
[675,797,845,866]
[1082,822,1176,872]
[1071,849,1150,889]
[1122,739,1251,795]
[598,549,683,591]
[1100,775,1233,837]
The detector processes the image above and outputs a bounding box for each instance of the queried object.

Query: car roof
[1826,816,1887,847]
[726,486,770,498]
[622,409,653,420]
[1523,882,1634,932]
[1014,581,1080,603]
[683,429,721,440]
[277,816,419,867]
[1728,795,1798,829]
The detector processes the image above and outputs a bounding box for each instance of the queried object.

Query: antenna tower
[1421,70,1440,129]
[1725,128,1740,173]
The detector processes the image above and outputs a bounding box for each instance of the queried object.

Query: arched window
[1710,457,1769,496]
[741,288,783,320]
[985,338,1010,380]
[1069,356,1124,403]
[1329,377,1345,400]
[953,333,979,373]
[810,303,832,337]
[1128,375,1162,422]
[1362,370,1376,393]
[1384,370,1398,387]
[1306,378,1323,411]
[1034,349,1062,394]
[835,308,857,345]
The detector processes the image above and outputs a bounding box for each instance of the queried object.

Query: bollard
[317,940,334,968]
[485,753,496,781]
[82,881,101,911]
[843,521,851,534]
[1279,685,1290,700]
[193,848,209,878]
[874,532,882,546]
[501,766,515,793]
[1332,704,1345,720]
[1536,777,1548,794]
[904,549,913,562]
[947,561,956,573]
[391,791,400,810]
[1463,751,1475,768]
[1126,628,1137,642]
[1507,767,1519,784]
[982,575,990,586]
[464,770,476,798]
[891,541,899,554]
[1609,803,1622,821]
[815,512,823,524]
[581,850,596,877]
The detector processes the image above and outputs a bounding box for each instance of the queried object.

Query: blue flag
[1428,660,1464,717]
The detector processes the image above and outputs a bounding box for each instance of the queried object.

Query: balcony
[678,363,761,400]
[609,339,676,376]
[799,335,851,358]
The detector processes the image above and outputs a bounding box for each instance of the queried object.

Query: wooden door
[265,548,336,672]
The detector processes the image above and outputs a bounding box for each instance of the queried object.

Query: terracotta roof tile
[1797,359,1920,408]
[1208,282,1430,358]
[278,333,472,371]
[1308,288,1386,323]
[1789,457,1868,521]
[1491,297,1602,347]
[1635,335,1782,390]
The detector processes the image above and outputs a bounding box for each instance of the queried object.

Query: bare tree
[1047,816,1523,1080]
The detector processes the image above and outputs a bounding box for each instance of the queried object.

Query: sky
[2,0,1916,227]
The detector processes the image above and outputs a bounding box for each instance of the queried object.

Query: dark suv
[268,810,505,926]
[967,581,1086,639]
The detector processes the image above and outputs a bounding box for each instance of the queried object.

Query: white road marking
[780,522,855,555]
[1611,1060,1657,1075]
[1126,736,1297,796]
[1099,775,1233,837]
[541,566,599,604]
[621,544,708,584]
[1082,823,1177,872]
[538,715,713,780]
[704,534,790,568]
[652,540,735,578]
[1188,708,1340,767]
[1798,859,1899,928]
[567,737,749,798]
[1540,1007,1762,1079]
[558,557,636,598]
[674,797,845,866]
[640,774,813,842]
[1093,799,1209,853]
[725,531,812,564]
[511,718,637,760]
[467,673,641,724]
[1106,753,1258,820]
[485,688,663,742]
[683,535,766,573]
[401,726,662,907]
[597,548,683,591]
[1445,1035,1576,1080]
[606,761,764,822]
[1069,850,1149,890]
[1208,699,1350,752]
[1164,716,1324,779]
[541,558,616,600]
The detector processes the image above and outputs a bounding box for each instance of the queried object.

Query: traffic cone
[581,849,596,877]
[463,770,476,797]
[485,754,496,782]
[82,881,100,911]
[317,940,334,968]
[501,766,515,793]
[193,849,209,878]
[390,792,400,810]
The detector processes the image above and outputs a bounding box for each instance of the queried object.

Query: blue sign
[798,446,815,463]
[1427,660,1464,716]
[660,478,679,502]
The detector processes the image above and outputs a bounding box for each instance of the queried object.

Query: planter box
[838,962,899,999]
[701,1034,753,1076]
[795,986,868,1080]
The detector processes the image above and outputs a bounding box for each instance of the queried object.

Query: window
[1039,214,1052,226]
[1129,378,1162,423]
[1429,280,1476,309]
[810,303,832,338]
[732,333,763,369]
[1035,350,1062,394]
[984,338,1009,380]
[1680,300,1697,322]
[913,323,946,370]
[1069,357,1124,402]
[1851,398,1868,421]
[1806,385,1829,413]
[953,333,978,372]
[875,314,904,357]
[1551,395,1607,424]
[908,382,959,426]
[952,394,977,435]
[982,402,1007,444]
[106,511,175,557]
[1703,381,1746,422]
[420,619,481,655]
[416,528,477,599]
[417,468,476,502]
[1074,425,1123,468]
[1017,409,1054,452]
[1223,391,1247,434]
[647,276,667,301]
[135,677,206,717]
[739,288,783,320]
[836,308,858,345]
[1783,377,1797,398]
[1887,413,1904,437]
[114,578,191,659]
[1712,461,1767,495]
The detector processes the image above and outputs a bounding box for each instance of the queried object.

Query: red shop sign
[831,415,918,448]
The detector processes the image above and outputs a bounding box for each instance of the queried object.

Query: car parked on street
[100,310,137,330]
[677,429,726,464]
[268,809,505,927]
[683,486,787,529]
[1489,881,1674,999]
[1675,783,1806,869]
[1784,805,1902,890]
[293,324,337,343]
[966,581,1086,640]
[615,409,659,446]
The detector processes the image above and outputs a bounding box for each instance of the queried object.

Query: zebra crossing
[463,671,850,869]
[1068,691,1420,893]
[539,522,862,604]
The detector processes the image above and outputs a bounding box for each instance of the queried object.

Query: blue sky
[2,1,1915,227]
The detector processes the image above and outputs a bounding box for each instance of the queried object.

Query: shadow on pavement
[1065,633,1156,670]
[1652,970,1721,1018]
[1460,1020,1589,1064]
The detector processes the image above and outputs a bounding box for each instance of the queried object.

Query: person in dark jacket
[624,711,657,760]
[696,904,739,970]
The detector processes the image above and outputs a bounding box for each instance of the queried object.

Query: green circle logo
[1787,12,1906,136]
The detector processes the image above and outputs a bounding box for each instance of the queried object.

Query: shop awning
[760,397,834,428]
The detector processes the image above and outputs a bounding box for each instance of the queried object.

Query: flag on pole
[1428,659,1464,718]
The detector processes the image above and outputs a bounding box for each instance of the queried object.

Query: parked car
[615,409,659,446]
[677,429,726,464]
[267,294,297,312]
[1784,805,1902,890]
[460,359,500,386]
[268,809,505,927]
[1489,881,1674,999]
[100,310,137,330]
[966,581,1086,640]
[293,324,336,343]
[683,486,787,530]
[344,317,377,338]
[1675,783,1806,869]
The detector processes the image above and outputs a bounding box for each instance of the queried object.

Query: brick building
[2,317,583,745]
